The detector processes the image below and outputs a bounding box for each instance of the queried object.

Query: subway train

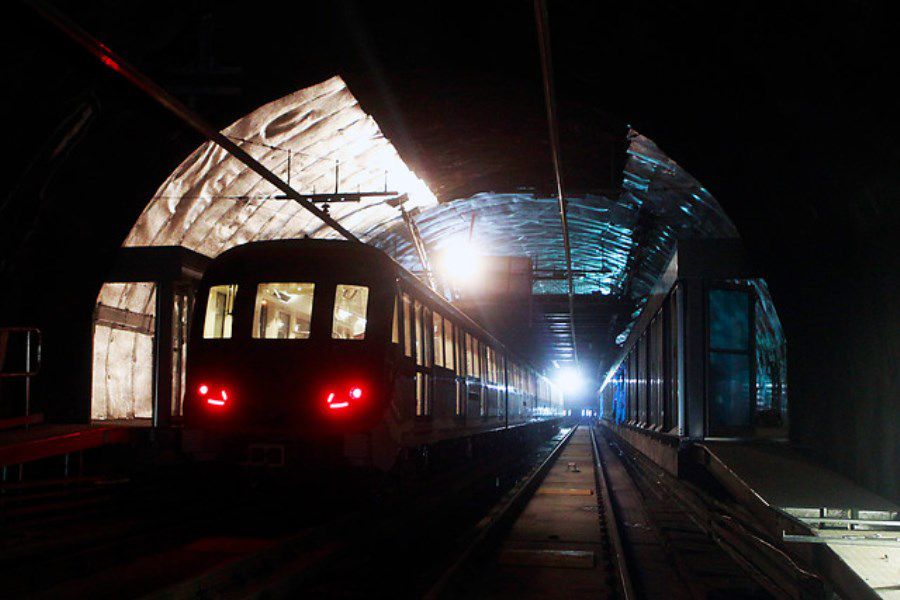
[182,239,564,470]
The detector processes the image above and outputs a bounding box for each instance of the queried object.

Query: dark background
[1,1,897,500]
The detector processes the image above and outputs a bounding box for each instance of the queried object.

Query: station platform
[695,441,900,598]
[0,420,149,469]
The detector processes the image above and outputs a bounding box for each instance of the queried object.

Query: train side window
[444,320,455,371]
[465,333,474,377]
[402,293,412,357]
[423,307,432,367]
[252,283,315,339]
[433,313,444,367]
[413,300,423,365]
[332,284,369,340]
[474,339,482,379]
[203,284,238,339]
[392,295,400,345]
[488,348,500,384]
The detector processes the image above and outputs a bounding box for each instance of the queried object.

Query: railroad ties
[432,425,629,599]
[492,427,614,596]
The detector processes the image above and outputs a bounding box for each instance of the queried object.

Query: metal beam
[26,0,360,243]
[534,0,578,365]
[398,195,437,290]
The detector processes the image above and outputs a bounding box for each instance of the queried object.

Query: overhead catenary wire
[533,0,578,366]
[25,0,360,243]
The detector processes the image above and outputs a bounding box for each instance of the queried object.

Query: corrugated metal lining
[369,130,737,300]
[124,75,436,253]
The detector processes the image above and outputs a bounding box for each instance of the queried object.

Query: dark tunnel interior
[1,0,897,517]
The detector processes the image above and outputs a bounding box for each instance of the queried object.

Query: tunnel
[1,2,897,597]
[88,76,787,438]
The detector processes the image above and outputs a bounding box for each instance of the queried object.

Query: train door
[706,285,756,437]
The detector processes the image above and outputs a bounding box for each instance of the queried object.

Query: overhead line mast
[533,0,579,366]
[26,0,360,243]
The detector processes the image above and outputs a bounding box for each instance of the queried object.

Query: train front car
[183,240,395,467]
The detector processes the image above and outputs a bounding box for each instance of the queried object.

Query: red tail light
[326,391,349,410]
[326,385,365,411]
[199,383,229,408]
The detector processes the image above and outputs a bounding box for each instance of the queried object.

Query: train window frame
[444,319,455,372]
[423,306,433,368]
[251,282,315,340]
[432,312,444,367]
[402,292,412,357]
[203,284,238,339]
[413,299,424,365]
[391,294,400,345]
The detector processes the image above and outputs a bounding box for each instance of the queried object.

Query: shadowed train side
[183,239,563,470]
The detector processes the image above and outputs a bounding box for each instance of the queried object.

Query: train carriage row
[183,240,563,469]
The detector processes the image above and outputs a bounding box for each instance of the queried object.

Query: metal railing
[0,327,42,424]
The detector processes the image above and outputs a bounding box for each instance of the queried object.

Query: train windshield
[203,284,238,339]
[253,283,315,339]
[332,284,369,340]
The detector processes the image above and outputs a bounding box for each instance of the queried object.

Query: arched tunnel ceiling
[369,132,737,301]
[123,76,437,253]
[109,76,739,372]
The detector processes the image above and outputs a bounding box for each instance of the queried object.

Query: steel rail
[591,425,636,600]
[533,0,578,365]
[423,426,578,599]
[24,0,360,243]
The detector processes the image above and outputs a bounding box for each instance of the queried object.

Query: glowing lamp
[554,366,586,395]
[199,383,229,407]
[326,385,365,410]
[437,236,483,288]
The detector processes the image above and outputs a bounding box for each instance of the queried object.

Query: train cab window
[332,284,369,340]
[203,284,238,339]
[444,320,455,372]
[433,313,444,367]
[253,283,315,339]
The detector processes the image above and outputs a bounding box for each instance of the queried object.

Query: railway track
[423,424,775,599]
[0,430,567,598]
[1,425,787,598]
[424,425,632,599]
